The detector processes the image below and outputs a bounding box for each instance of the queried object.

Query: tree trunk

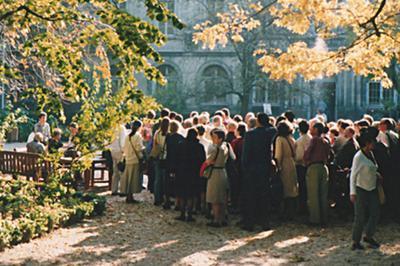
[241,92,250,115]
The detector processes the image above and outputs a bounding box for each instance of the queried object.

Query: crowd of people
[27,108,400,251]
[26,112,79,156]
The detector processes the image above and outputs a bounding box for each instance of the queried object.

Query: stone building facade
[124,0,399,120]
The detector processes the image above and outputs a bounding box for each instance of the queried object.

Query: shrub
[0,179,106,251]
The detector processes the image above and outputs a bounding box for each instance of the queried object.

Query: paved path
[2,142,26,151]
[1,191,400,266]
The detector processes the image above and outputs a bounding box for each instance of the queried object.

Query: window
[267,82,282,104]
[200,65,230,103]
[368,81,394,105]
[254,86,266,103]
[159,0,175,35]
[118,1,127,9]
[207,0,225,13]
[368,82,380,104]
[383,86,394,102]
[147,65,179,94]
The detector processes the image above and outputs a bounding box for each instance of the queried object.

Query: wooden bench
[0,150,111,189]
[0,150,50,182]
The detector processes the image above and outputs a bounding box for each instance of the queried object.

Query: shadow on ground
[2,190,400,266]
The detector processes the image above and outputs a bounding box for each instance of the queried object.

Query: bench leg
[108,170,112,190]
[84,169,91,190]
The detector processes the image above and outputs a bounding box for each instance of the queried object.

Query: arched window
[200,65,230,103]
[147,65,179,95]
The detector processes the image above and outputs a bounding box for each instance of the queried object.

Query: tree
[192,1,276,113]
[193,0,400,93]
[0,0,183,171]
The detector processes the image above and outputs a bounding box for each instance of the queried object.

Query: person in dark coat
[230,122,247,212]
[165,120,185,209]
[175,128,206,222]
[377,119,400,222]
[240,112,277,231]
[335,127,360,170]
[334,126,359,213]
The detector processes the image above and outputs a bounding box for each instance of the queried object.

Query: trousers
[306,163,329,224]
[352,187,380,243]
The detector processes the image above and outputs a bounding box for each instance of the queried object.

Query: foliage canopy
[193,0,400,89]
[0,0,184,156]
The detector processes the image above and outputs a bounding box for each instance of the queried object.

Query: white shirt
[377,131,389,147]
[295,133,311,166]
[350,150,378,195]
[123,133,145,164]
[199,136,212,157]
[34,122,51,141]
[108,125,127,159]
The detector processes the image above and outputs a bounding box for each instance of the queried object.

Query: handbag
[129,137,146,172]
[117,158,126,172]
[200,146,220,179]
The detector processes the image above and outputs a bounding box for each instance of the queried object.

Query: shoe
[221,221,228,227]
[351,242,365,250]
[126,198,140,204]
[163,204,171,210]
[363,237,380,249]
[236,220,244,227]
[306,221,320,227]
[205,214,214,220]
[111,192,119,196]
[186,216,196,222]
[260,224,271,231]
[175,215,186,221]
[154,201,162,206]
[240,224,254,232]
[119,193,127,197]
[207,222,221,228]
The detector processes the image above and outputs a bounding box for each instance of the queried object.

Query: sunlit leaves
[0,0,180,169]
[193,0,400,89]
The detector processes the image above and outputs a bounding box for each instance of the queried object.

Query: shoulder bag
[149,131,161,159]
[130,137,147,173]
[200,146,220,179]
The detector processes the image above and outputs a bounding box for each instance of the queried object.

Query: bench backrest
[0,150,49,178]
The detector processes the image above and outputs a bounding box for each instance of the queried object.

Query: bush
[0,179,106,251]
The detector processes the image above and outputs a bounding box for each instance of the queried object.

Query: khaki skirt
[120,163,141,194]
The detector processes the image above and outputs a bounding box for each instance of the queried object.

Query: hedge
[0,179,106,251]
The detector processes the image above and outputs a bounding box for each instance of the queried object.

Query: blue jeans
[154,160,166,204]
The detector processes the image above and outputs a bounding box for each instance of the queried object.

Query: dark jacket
[335,138,359,169]
[242,125,277,170]
[166,133,184,173]
[48,138,63,154]
[226,132,236,144]
[176,139,206,197]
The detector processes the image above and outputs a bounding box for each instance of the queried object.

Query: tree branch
[250,0,278,18]
[360,0,386,37]
[0,6,25,21]
[1,5,76,22]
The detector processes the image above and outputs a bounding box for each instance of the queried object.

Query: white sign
[263,103,272,115]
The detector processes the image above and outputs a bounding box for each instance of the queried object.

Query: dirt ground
[1,190,400,266]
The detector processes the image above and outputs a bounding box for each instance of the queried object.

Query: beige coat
[275,136,299,198]
[206,143,235,204]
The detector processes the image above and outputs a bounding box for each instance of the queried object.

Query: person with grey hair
[26,132,46,154]
[247,117,257,130]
